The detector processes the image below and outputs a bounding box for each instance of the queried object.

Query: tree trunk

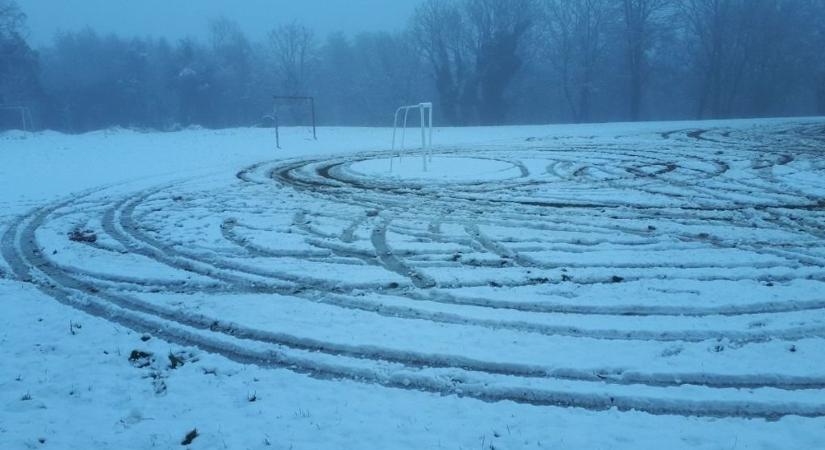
[629,65,643,121]
[817,75,825,116]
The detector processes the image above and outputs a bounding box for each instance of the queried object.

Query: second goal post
[267,96,317,149]
[392,102,434,171]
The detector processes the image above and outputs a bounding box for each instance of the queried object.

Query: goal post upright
[0,105,34,132]
[309,96,317,140]
[271,95,317,149]
[392,102,434,172]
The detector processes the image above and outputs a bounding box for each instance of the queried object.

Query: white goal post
[392,102,433,171]
[0,105,34,132]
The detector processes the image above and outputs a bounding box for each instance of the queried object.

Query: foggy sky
[17,0,423,46]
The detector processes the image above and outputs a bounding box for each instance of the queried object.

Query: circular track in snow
[4,122,825,419]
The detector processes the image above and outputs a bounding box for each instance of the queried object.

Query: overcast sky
[17,0,422,47]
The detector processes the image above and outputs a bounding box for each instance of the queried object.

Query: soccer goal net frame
[267,96,317,149]
[391,102,433,171]
[0,105,35,132]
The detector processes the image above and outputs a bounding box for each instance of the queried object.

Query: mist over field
[17,0,419,46]
[1,0,824,132]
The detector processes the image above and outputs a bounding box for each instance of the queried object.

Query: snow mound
[347,156,523,184]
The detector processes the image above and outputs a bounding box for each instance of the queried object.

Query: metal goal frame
[268,96,317,149]
[0,105,35,132]
[391,102,434,171]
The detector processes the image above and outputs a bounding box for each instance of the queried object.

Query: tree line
[1,0,824,132]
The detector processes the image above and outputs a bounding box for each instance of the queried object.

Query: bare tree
[208,17,254,125]
[807,0,825,115]
[620,0,672,121]
[411,0,471,124]
[679,0,755,119]
[0,0,38,107]
[735,0,823,115]
[818,73,825,116]
[352,32,427,125]
[543,0,615,123]
[0,0,25,69]
[268,22,316,95]
[0,0,24,37]
[465,0,536,124]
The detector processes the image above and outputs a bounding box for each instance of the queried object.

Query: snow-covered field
[2,119,825,449]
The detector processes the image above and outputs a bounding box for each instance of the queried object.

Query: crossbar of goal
[391,102,433,171]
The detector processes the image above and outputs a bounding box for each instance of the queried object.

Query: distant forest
[1,0,824,132]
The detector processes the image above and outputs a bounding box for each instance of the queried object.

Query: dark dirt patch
[68,228,98,244]
[181,429,199,446]
[128,350,154,368]
[168,351,199,370]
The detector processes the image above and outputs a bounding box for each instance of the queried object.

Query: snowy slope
[2,119,825,449]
